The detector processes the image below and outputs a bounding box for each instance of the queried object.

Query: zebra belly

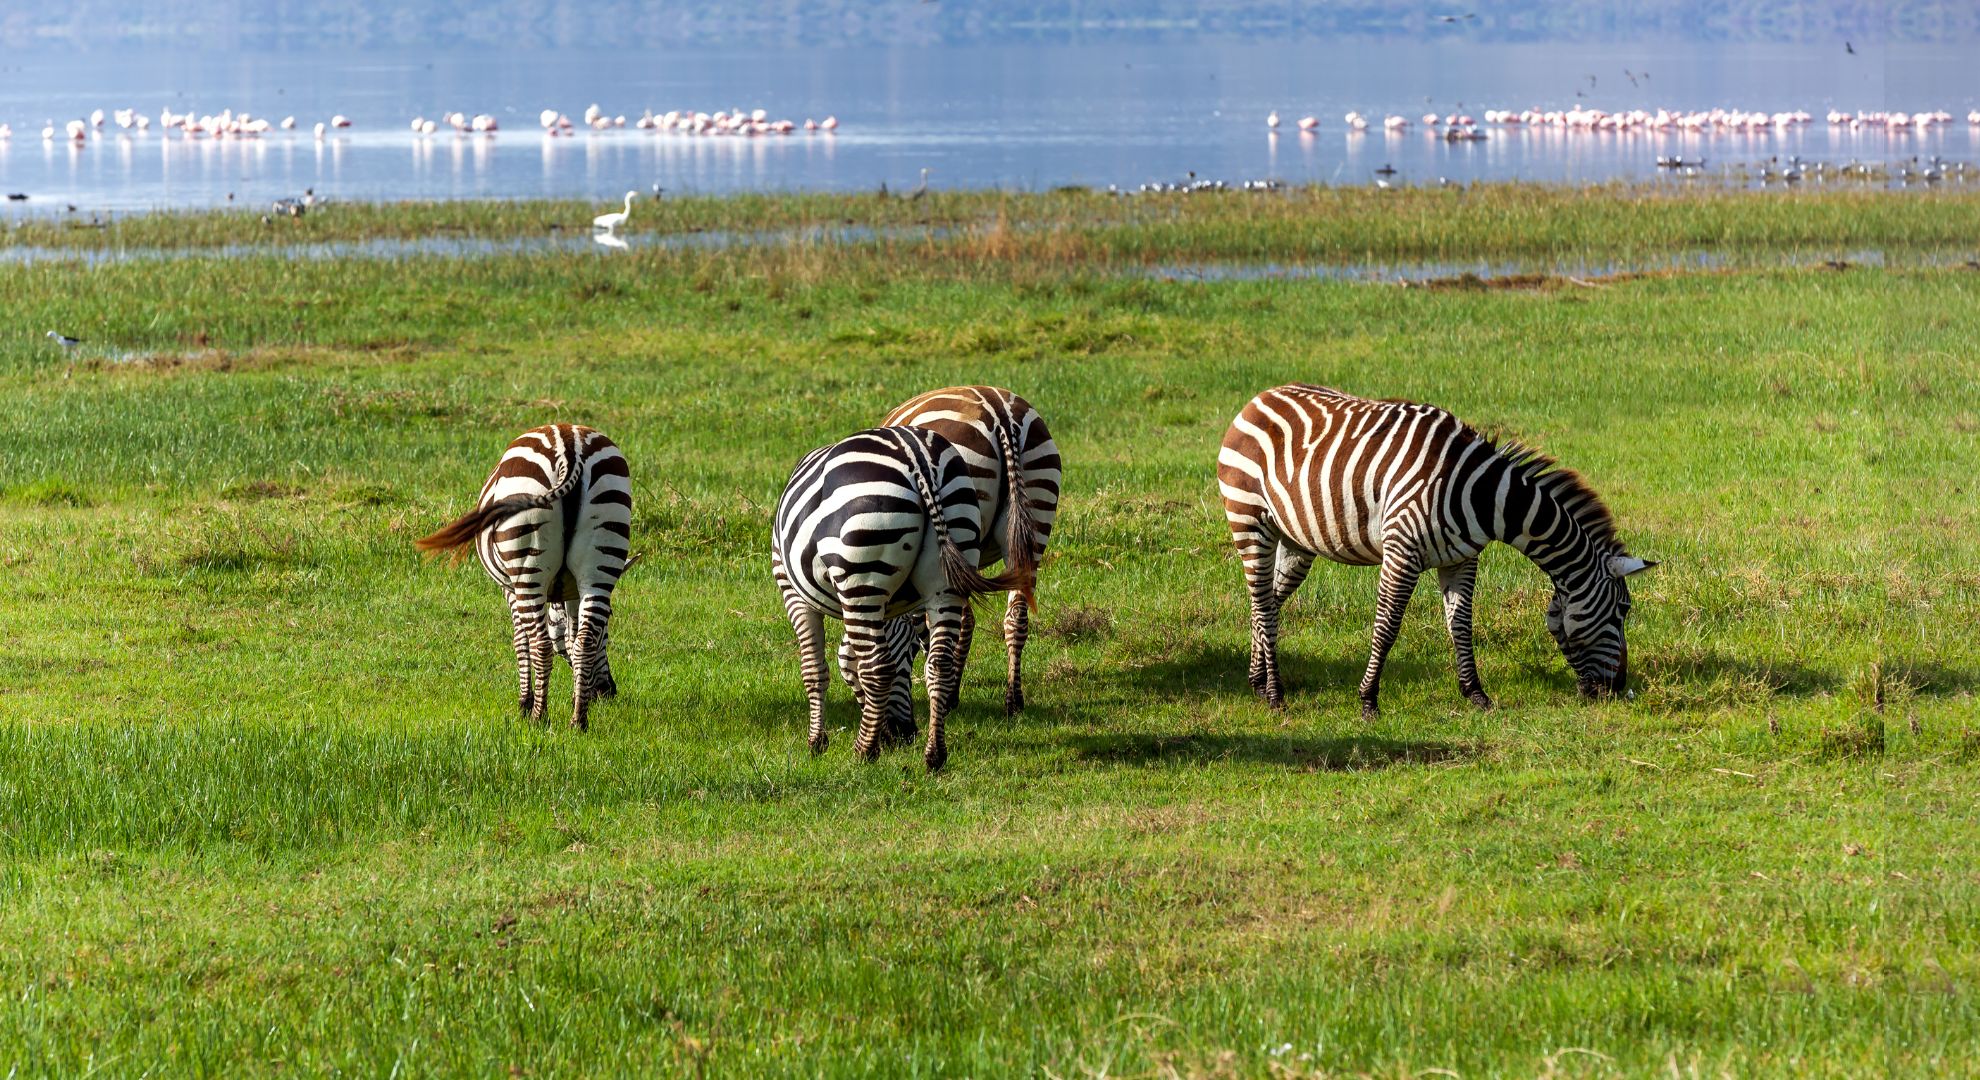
[1268,492,1386,567]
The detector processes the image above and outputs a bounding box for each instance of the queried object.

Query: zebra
[1217,385,1655,717]
[839,386,1060,727]
[417,423,633,731]
[772,425,1029,771]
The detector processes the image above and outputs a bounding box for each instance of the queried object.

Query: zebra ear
[1608,555,1657,578]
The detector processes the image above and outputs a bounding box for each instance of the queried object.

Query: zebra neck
[1496,477,1599,582]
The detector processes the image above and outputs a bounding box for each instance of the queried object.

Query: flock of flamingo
[1265,106,1980,137]
[0,105,840,144]
[524,104,839,137]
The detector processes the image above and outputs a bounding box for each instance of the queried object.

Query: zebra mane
[1490,437,1623,552]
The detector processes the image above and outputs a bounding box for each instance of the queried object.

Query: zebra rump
[772,425,1024,771]
[419,424,633,731]
[876,385,1062,718]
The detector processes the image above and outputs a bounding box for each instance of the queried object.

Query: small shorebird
[47,330,83,377]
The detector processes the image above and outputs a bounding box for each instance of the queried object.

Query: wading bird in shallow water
[592,191,637,232]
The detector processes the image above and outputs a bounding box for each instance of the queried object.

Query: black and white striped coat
[840,386,1060,725]
[418,424,633,730]
[772,425,1025,771]
[1218,385,1653,716]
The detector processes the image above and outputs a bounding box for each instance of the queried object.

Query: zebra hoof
[591,679,617,701]
[854,740,881,762]
[1004,686,1024,715]
[1359,702,1380,722]
[808,733,829,755]
[924,746,948,773]
[1467,692,1494,711]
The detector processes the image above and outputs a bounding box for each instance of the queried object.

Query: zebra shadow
[1634,650,1839,696]
[1067,731,1471,771]
[1099,640,1439,704]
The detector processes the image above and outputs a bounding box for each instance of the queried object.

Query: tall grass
[0,194,1974,1075]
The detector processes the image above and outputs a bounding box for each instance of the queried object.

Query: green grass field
[1,190,1975,1076]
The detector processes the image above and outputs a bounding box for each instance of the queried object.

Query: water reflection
[0,41,1971,214]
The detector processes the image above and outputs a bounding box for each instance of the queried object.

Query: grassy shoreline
[1,187,1975,1075]
[9,184,1980,264]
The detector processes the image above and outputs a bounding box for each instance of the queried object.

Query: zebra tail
[938,536,1031,601]
[415,435,584,555]
[904,441,1030,603]
[994,419,1041,609]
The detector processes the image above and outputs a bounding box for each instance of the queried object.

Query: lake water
[3,41,1974,214]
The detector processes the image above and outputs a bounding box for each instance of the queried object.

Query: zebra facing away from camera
[839,386,1060,727]
[1218,385,1655,717]
[773,425,1030,771]
[417,424,632,731]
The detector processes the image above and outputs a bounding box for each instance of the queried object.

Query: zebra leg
[939,606,975,717]
[588,617,617,700]
[790,607,831,754]
[1239,538,1288,707]
[550,599,615,701]
[1358,552,1422,721]
[837,631,862,702]
[922,599,968,772]
[1274,544,1316,606]
[843,606,895,762]
[567,596,612,731]
[883,617,920,746]
[510,602,536,718]
[1437,558,1492,710]
[527,614,554,725]
[567,615,593,732]
[1002,590,1029,715]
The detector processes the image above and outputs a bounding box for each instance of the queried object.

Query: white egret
[593,191,637,232]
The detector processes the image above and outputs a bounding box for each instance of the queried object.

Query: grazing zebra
[417,424,633,731]
[772,426,1028,771]
[1218,385,1654,716]
[845,386,1060,722]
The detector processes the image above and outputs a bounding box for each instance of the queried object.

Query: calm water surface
[2,41,1974,214]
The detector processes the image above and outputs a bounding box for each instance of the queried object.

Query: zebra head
[1546,553,1656,697]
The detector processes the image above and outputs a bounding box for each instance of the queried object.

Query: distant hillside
[6,0,1973,49]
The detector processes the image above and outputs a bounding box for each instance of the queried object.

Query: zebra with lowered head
[417,423,633,731]
[839,386,1060,730]
[773,425,1030,771]
[1218,384,1654,716]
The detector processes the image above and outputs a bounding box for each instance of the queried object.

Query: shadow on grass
[1638,649,1838,696]
[1894,662,1980,697]
[1069,731,1472,772]
[1096,641,1391,700]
